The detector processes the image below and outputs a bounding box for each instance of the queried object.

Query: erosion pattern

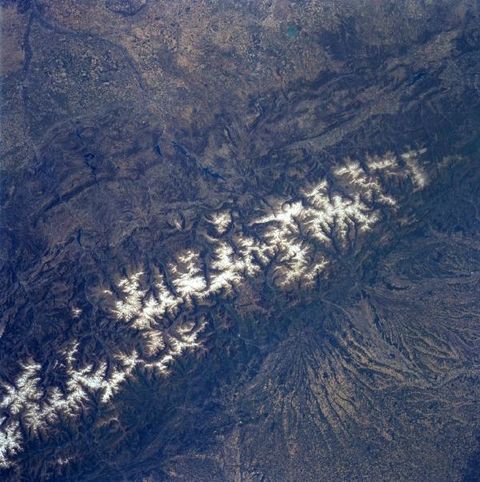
[1,0,480,480]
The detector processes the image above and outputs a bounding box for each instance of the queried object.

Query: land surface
[1,0,480,480]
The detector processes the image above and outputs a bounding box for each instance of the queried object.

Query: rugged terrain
[1,0,480,480]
